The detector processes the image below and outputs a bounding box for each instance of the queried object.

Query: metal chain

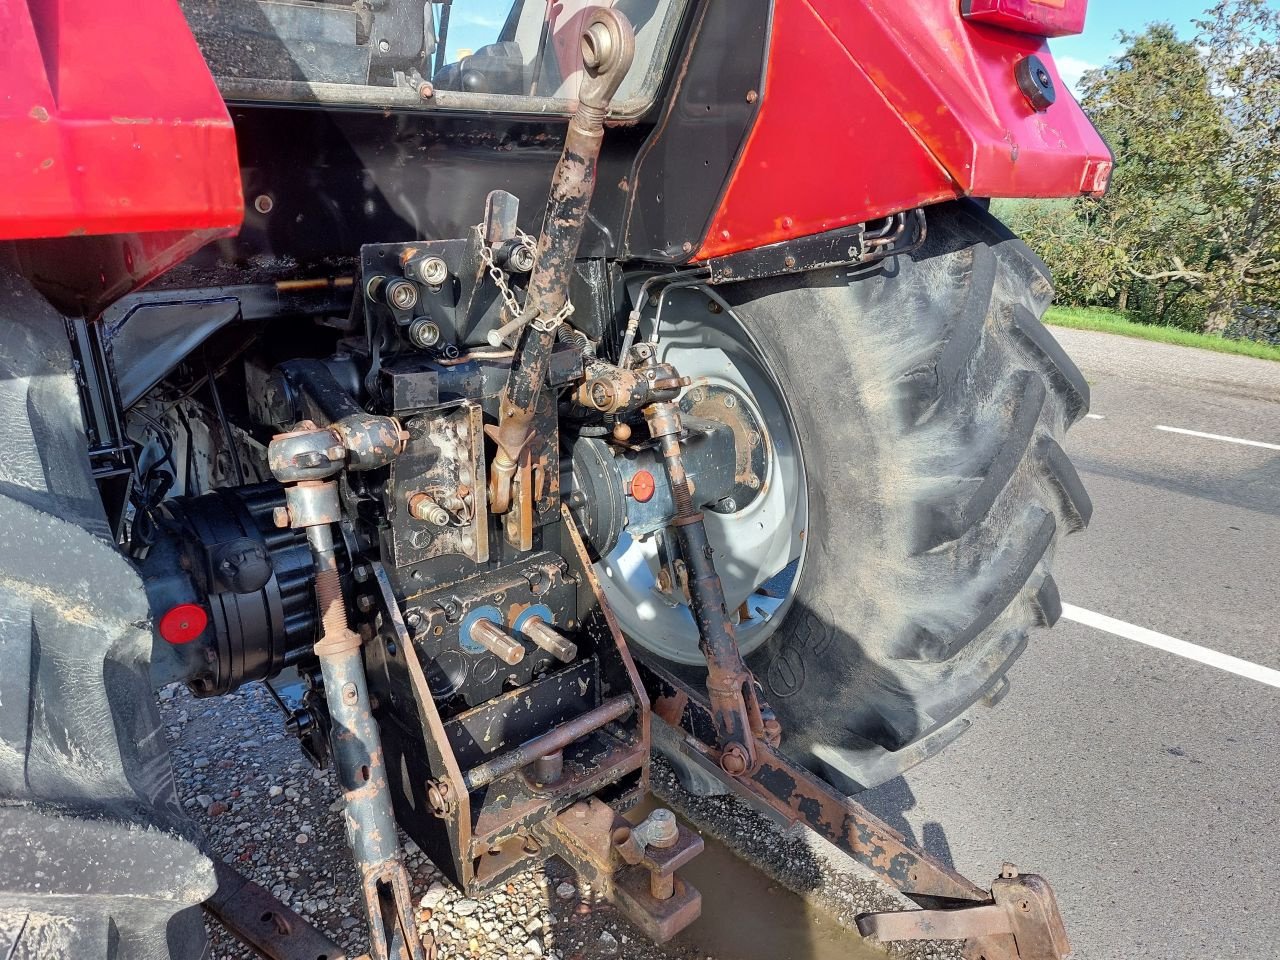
[531,300,575,334]
[476,227,529,322]
[475,226,574,334]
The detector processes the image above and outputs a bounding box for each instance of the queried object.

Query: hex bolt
[469,619,526,666]
[353,564,371,583]
[408,492,450,526]
[272,506,291,528]
[356,594,375,614]
[519,616,578,663]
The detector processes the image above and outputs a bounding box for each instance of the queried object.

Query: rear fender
[697,0,1111,259]
[1,0,243,314]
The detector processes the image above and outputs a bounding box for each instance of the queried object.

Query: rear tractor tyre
[0,265,213,960]
[644,200,1092,793]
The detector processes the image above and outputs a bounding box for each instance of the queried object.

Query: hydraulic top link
[487,8,635,513]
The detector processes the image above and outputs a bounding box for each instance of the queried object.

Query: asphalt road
[860,327,1280,960]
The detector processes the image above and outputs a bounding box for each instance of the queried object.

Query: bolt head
[272,506,291,528]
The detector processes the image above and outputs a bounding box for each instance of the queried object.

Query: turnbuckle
[643,400,780,774]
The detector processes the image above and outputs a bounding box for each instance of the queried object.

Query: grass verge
[1044,306,1280,362]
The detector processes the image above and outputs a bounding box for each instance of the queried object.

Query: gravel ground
[161,682,960,960]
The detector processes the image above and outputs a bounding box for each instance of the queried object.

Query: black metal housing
[143,483,317,695]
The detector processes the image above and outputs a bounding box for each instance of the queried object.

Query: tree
[1192,0,1280,331]
[1010,1,1280,333]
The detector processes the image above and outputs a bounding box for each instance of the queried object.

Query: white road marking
[1085,413,1106,420]
[1155,424,1280,451]
[1061,603,1280,689]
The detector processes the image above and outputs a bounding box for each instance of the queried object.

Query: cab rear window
[180,0,687,117]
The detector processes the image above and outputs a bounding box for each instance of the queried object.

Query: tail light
[961,0,1088,38]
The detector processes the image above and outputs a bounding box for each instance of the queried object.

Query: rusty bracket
[857,864,1070,960]
[534,797,703,944]
[643,661,1071,959]
[204,859,349,960]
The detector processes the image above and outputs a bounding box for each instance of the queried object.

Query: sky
[1051,0,1215,94]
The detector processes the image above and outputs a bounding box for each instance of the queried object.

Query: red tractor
[0,1,1104,958]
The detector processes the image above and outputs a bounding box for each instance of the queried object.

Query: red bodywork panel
[1,0,243,311]
[698,0,1111,259]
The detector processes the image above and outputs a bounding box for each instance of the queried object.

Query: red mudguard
[697,0,1111,259]
[1,0,243,308]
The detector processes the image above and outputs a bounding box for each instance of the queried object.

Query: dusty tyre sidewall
[700,201,1083,791]
[0,261,213,960]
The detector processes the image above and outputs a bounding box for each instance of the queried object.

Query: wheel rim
[598,286,809,666]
